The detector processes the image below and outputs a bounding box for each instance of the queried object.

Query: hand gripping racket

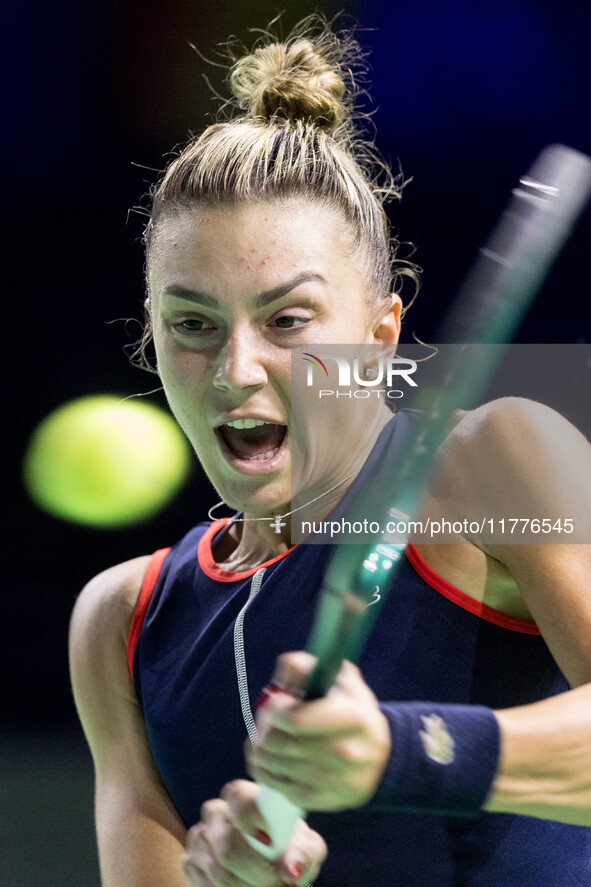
[246,144,591,859]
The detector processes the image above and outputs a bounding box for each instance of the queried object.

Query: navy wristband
[370,702,500,817]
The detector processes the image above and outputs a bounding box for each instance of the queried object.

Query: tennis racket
[246,143,591,859]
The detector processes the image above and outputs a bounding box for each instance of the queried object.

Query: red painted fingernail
[287,862,302,879]
[251,828,272,846]
[256,682,283,710]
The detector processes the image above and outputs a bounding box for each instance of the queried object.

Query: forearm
[98,820,186,887]
[485,682,591,825]
[96,784,187,887]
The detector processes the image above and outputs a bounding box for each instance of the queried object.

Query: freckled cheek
[159,353,209,391]
[154,329,209,387]
[154,347,211,433]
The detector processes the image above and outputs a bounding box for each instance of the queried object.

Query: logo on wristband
[419,714,455,765]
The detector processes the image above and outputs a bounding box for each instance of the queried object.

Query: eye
[174,318,216,334]
[270,315,310,330]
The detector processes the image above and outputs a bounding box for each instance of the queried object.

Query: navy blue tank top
[129,412,591,886]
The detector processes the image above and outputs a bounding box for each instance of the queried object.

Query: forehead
[148,200,363,296]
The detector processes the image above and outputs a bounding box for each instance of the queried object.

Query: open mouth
[217,419,288,463]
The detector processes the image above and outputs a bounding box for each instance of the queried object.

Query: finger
[188,811,275,885]
[256,683,305,747]
[264,693,372,737]
[247,746,325,786]
[184,836,232,887]
[249,768,358,811]
[220,779,273,839]
[191,850,251,887]
[280,819,328,886]
[271,651,317,697]
[249,722,330,759]
[257,658,376,742]
[246,762,324,809]
[198,792,329,880]
[270,654,376,708]
[200,800,286,887]
[182,854,203,887]
[199,797,232,828]
[186,821,209,852]
[187,821,277,887]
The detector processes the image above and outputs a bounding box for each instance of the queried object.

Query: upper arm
[70,558,187,887]
[441,398,591,687]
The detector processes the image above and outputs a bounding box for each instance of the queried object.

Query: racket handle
[245,784,304,860]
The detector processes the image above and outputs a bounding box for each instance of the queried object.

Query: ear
[372,294,402,345]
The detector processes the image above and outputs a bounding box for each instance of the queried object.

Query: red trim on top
[126,547,172,677]
[405,542,541,635]
[198,519,296,582]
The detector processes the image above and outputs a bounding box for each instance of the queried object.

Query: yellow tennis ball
[23,395,192,527]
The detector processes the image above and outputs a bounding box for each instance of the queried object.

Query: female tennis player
[70,17,591,887]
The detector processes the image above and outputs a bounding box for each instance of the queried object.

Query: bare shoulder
[445,396,588,450]
[419,398,591,639]
[70,555,151,678]
[435,397,591,507]
[69,555,152,766]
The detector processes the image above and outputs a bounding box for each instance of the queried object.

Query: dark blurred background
[3,0,590,883]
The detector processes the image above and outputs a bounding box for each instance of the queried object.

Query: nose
[212,329,268,393]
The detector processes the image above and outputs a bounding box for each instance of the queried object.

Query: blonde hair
[136,16,419,371]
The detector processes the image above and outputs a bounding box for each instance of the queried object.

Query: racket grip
[245,784,304,860]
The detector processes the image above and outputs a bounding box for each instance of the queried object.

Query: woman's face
[148,200,401,516]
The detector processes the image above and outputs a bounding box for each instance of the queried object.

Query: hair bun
[229,38,346,132]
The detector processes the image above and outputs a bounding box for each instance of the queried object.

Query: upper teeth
[225,419,272,429]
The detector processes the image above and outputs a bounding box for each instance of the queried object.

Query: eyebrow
[160,273,326,310]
